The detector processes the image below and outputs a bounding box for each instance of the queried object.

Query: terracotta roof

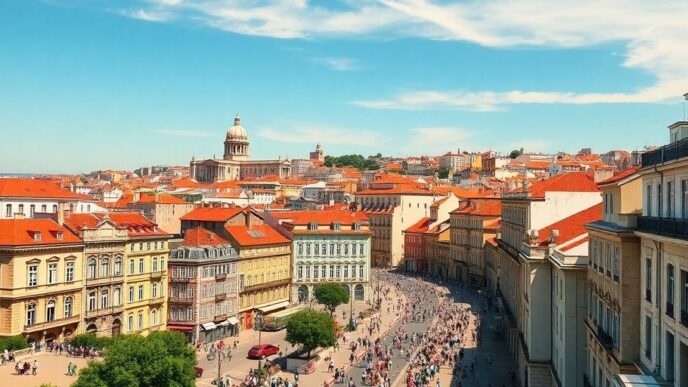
[357,185,433,196]
[0,178,88,200]
[182,227,227,247]
[181,207,245,222]
[471,201,502,216]
[405,217,432,233]
[597,165,640,186]
[63,213,103,233]
[137,193,190,205]
[536,203,602,247]
[224,224,290,247]
[432,186,494,199]
[106,212,169,238]
[278,210,368,226]
[0,218,82,246]
[521,172,600,198]
[430,197,449,208]
[560,237,589,252]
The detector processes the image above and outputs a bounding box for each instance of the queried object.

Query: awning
[228,317,239,325]
[201,322,216,331]
[217,320,230,327]
[257,301,290,314]
[167,324,194,332]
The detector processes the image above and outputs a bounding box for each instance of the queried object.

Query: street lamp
[348,287,355,331]
[255,312,264,384]
[207,347,232,386]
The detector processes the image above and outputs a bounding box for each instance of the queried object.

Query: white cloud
[152,129,216,137]
[258,126,383,146]
[114,0,688,109]
[119,8,173,22]
[312,57,359,71]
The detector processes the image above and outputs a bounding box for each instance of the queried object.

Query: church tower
[224,114,249,161]
[309,142,324,161]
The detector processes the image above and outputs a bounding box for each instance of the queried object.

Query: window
[65,261,74,282]
[335,265,341,278]
[667,264,675,318]
[5,204,10,217]
[138,258,144,273]
[87,291,96,311]
[152,283,158,298]
[101,258,109,277]
[41,204,46,213]
[138,313,143,329]
[305,266,310,279]
[26,303,36,326]
[88,258,97,279]
[30,204,35,217]
[128,315,133,331]
[138,285,144,300]
[321,266,326,278]
[359,244,365,256]
[114,258,122,275]
[297,266,303,279]
[359,265,364,278]
[28,264,38,287]
[18,204,23,215]
[64,297,73,318]
[152,257,158,272]
[52,204,57,213]
[645,315,652,359]
[160,258,165,271]
[129,259,134,274]
[646,258,652,303]
[48,263,57,284]
[101,290,109,309]
[658,183,663,217]
[647,184,653,216]
[114,288,121,306]
[682,180,688,218]
[330,265,334,278]
[682,270,688,327]
[46,299,56,322]
[129,286,134,302]
[308,222,318,231]
[151,309,157,326]
[668,181,675,218]
[314,265,319,278]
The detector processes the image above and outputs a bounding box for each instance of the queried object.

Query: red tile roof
[536,203,602,247]
[136,193,190,205]
[471,201,502,216]
[597,166,640,186]
[405,217,432,233]
[525,172,600,198]
[225,224,290,247]
[182,227,227,247]
[180,207,246,222]
[64,212,168,238]
[276,210,368,226]
[0,218,82,246]
[0,178,88,200]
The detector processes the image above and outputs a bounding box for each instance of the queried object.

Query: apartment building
[584,166,643,387]
[168,227,240,343]
[356,175,441,267]
[0,217,84,344]
[634,121,688,386]
[0,178,103,219]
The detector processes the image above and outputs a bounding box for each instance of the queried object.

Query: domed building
[190,115,292,182]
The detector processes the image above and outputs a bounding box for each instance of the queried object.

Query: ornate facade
[190,115,292,183]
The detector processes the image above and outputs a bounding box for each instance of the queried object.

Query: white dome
[227,115,248,140]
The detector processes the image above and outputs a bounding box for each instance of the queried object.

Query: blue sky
[1,0,687,174]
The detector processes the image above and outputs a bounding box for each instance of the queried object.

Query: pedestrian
[31,359,38,375]
[66,362,72,376]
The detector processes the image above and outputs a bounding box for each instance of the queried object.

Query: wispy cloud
[402,127,475,155]
[312,57,360,71]
[258,126,383,146]
[111,0,688,110]
[152,129,216,138]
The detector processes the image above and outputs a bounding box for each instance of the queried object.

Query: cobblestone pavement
[0,351,90,387]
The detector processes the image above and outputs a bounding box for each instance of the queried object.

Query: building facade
[190,115,292,183]
[168,227,240,343]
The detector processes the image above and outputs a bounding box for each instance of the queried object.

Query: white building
[0,178,105,219]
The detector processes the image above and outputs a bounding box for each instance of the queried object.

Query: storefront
[167,324,195,343]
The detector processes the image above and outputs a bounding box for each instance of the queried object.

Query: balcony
[171,276,191,283]
[85,306,124,319]
[215,273,227,281]
[681,310,688,327]
[666,302,674,318]
[150,271,163,280]
[148,297,165,306]
[645,288,652,303]
[641,136,688,168]
[597,326,613,350]
[86,275,124,287]
[215,293,227,301]
[637,216,688,240]
[24,315,81,333]
[170,298,194,304]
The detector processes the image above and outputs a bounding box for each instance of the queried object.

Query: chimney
[246,213,253,229]
[57,202,65,226]
[133,191,141,202]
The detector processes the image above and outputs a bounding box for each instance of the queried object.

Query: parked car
[247,344,279,359]
[194,367,204,378]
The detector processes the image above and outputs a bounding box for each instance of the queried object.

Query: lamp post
[348,287,355,331]
[207,347,232,387]
[255,312,264,384]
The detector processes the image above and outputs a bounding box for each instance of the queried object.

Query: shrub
[0,335,29,351]
[68,333,112,350]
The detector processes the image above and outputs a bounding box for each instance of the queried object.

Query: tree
[68,333,112,350]
[314,283,350,315]
[72,331,196,387]
[437,166,451,179]
[285,309,336,358]
[509,148,524,159]
[0,335,28,351]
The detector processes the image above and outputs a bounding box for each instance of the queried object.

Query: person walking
[31,359,38,375]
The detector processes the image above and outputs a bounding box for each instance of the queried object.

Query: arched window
[26,303,36,326]
[100,290,109,309]
[46,299,56,322]
[151,309,157,326]
[64,297,73,318]
[152,283,158,298]
[152,257,158,272]
[101,258,109,277]
[114,257,122,276]
[88,258,97,279]
[137,312,143,329]
[87,292,96,311]
[113,288,121,306]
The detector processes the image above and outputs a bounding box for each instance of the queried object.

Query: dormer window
[33,232,41,241]
[56,232,63,240]
[353,223,361,231]
[331,222,341,231]
[308,222,318,231]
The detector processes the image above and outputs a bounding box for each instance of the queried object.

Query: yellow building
[0,217,84,344]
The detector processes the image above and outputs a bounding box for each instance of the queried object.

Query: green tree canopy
[437,166,451,179]
[285,309,336,357]
[0,335,28,351]
[509,148,524,159]
[323,154,379,171]
[72,331,196,387]
[314,283,350,315]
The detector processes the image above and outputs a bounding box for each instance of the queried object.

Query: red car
[194,367,203,378]
[247,344,280,359]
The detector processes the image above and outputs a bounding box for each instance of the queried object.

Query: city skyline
[2,0,688,174]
